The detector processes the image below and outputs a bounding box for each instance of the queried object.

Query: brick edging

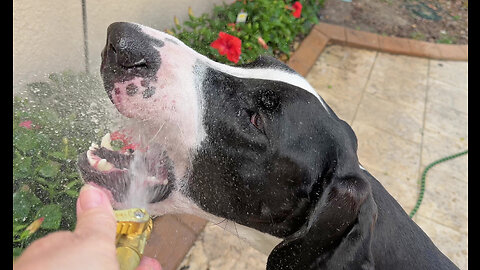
[288,22,468,76]
[144,214,207,270]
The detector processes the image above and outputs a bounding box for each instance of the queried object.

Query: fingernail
[79,185,105,211]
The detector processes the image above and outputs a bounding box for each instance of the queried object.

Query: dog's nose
[100,22,163,96]
[103,22,149,70]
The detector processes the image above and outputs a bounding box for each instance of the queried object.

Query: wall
[13,0,233,93]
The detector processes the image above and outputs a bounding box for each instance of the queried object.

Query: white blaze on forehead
[137,23,330,114]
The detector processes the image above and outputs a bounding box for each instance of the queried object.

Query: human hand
[14,184,161,270]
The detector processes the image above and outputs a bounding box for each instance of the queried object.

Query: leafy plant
[13,70,114,259]
[169,0,324,65]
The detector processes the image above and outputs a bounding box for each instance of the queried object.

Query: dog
[77,22,459,269]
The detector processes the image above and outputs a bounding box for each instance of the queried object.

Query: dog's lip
[77,133,174,203]
[77,145,131,202]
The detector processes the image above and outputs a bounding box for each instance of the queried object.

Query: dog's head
[78,22,377,269]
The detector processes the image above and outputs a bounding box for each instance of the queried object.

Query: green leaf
[64,179,81,198]
[13,247,24,259]
[278,42,291,54]
[66,179,80,189]
[65,189,79,198]
[13,156,33,179]
[13,192,32,223]
[48,151,68,161]
[36,204,62,230]
[13,223,28,234]
[13,190,41,223]
[37,161,61,178]
[13,132,39,154]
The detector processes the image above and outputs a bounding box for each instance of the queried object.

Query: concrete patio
[177,45,468,269]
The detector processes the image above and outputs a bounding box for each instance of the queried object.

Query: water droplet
[134,210,145,219]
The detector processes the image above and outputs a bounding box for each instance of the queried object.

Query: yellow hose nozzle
[115,208,153,270]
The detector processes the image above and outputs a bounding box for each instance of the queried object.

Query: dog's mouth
[77,133,174,204]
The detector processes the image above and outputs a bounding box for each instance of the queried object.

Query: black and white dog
[78,22,459,269]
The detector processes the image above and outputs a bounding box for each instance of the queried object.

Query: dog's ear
[267,159,378,270]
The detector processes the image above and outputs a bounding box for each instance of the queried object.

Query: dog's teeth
[87,150,96,166]
[101,133,113,150]
[91,143,99,149]
[89,143,96,150]
[162,179,169,185]
[97,159,114,171]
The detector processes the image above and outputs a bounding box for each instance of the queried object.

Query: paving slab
[178,223,268,270]
[314,45,468,270]
[177,44,467,270]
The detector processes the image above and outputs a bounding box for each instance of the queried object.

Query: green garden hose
[409,150,468,218]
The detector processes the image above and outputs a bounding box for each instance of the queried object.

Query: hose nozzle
[115,208,153,270]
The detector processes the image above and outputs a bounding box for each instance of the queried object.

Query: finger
[136,256,162,270]
[74,184,117,242]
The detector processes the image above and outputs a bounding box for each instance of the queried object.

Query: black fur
[187,63,458,269]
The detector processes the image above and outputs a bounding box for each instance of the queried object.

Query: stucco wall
[13,0,233,93]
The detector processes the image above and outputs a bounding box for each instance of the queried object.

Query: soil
[317,0,468,45]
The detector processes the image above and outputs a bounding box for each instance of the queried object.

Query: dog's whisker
[232,220,240,239]
[148,121,166,145]
[212,218,227,227]
[222,219,229,236]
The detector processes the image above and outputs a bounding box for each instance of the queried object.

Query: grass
[437,32,457,44]
[410,31,426,41]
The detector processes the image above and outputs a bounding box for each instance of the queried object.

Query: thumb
[74,184,117,242]
[136,256,162,270]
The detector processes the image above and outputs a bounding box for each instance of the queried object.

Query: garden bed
[169,0,324,65]
[318,0,468,45]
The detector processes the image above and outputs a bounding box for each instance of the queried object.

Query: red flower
[210,32,242,63]
[110,130,138,153]
[292,1,302,18]
[19,120,33,129]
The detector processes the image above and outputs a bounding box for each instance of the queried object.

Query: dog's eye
[250,112,264,130]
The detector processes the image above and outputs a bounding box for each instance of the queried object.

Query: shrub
[13,71,114,258]
[170,0,324,65]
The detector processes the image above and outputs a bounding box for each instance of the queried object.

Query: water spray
[114,208,153,270]
[78,131,170,268]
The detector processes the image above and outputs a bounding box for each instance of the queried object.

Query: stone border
[144,22,468,270]
[144,214,207,270]
[288,22,468,76]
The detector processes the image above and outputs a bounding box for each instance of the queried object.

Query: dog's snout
[104,22,149,70]
[101,22,164,94]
